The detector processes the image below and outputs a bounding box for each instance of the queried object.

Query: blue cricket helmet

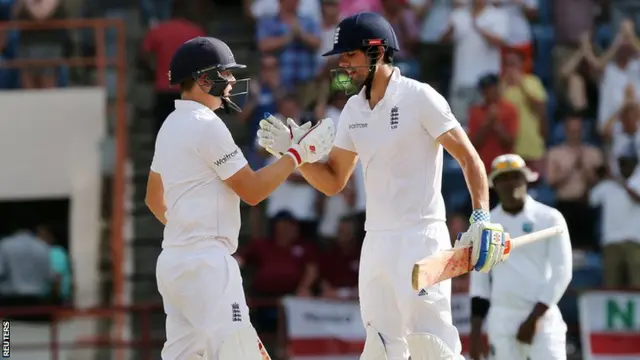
[169,36,249,113]
[322,12,400,57]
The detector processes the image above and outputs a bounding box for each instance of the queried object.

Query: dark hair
[363,46,394,65]
[180,78,196,93]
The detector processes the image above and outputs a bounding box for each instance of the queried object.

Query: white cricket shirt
[150,100,248,253]
[333,68,460,231]
[470,197,572,315]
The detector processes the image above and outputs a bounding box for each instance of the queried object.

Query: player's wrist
[469,209,491,224]
[285,146,304,167]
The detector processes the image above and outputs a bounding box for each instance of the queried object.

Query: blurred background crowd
[1,0,640,359]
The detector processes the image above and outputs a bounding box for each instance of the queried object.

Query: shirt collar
[174,100,214,114]
[498,195,535,216]
[355,66,402,105]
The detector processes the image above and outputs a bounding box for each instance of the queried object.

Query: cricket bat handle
[509,225,564,250]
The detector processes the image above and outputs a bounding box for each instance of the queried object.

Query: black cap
[322,12,399,57]
[169,36,246,86]
[477,73,499,90]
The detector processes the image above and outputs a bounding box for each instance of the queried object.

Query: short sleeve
[418,85,461,139]
[256,17,275,42]
[302,16,320,36]
[333,106,357,153]
[589,183,604,206]
[627,169,640,193]
[200,120,248,180]
[525,76,547,102]
[150,151,159,172]
[483,8,508,39]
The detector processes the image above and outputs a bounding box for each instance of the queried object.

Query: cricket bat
[411,226,564,291]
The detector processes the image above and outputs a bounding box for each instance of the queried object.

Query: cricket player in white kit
[144,37,335,360]
[257,12,512,360]
[469,154,573,360]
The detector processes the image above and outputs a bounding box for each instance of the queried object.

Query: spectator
[468,73,519,175]
[239,55,282,169]
[494,0,537,73]
[557,32,602,119]
[546,114,604,249]
[502,50,548,171]
[319,216,361,299]
[36,224,71,305]
[601,101,640,176]
[409,0,455,88]
[553,0,597,88]
[589,154,640,289]
[256,0,322,108]
[380,0,421,79]
[244,0,322,24]
[442,0,508,126]
[140,2,206,135]
[596,20,640,131]
[0,222,59,316]
[235,211,319,298]
[14,0,71,89]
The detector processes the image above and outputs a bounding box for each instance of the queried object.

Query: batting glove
[257,113,335,166]
[454,209,511,272]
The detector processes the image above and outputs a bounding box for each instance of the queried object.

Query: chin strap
[362,52,377,100]
[221,97,242,113]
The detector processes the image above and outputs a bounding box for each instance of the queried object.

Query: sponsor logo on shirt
[349,123,368,130]
[214,149,239,167]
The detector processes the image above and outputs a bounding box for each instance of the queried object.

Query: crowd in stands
[1,0,640,355]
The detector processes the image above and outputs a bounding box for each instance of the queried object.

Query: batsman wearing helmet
[257,12,511,360]
[145,37,335,360]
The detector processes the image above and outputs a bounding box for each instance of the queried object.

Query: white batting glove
[454,209,511,272]
[257,114,335,166]
[257,114,309,158]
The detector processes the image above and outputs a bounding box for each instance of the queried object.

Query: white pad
[217,326,270,360]
[360,325,387,360]
[407,333,459,360]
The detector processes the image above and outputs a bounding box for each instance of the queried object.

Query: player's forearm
[460,152,490,210]
[526,302,549,322]
[247,155,297,205]
[298,162,344,196]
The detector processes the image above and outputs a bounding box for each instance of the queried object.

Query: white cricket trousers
[156,242,252,360]
[487,306,567,360]
[359,221,462,360]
